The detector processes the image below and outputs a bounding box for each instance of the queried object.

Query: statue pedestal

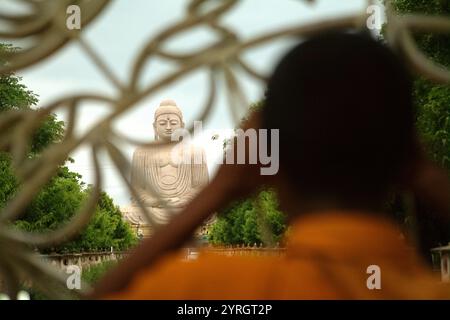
[121,205,184,237]
[120,205,155,238]
[120,204,216,240]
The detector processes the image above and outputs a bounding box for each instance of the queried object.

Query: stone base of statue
[120,204,180,238]
[120,205,151,238]
[121,204,215,240]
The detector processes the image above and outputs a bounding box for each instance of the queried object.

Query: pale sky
[2,0,379,205]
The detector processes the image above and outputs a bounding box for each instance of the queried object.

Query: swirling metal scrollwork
[0,0,448,299]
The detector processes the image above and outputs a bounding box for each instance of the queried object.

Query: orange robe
[106,211,450,299]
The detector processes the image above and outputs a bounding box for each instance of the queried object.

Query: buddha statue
[122,99,209,232]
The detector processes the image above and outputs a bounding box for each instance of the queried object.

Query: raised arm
[91,111,266,298]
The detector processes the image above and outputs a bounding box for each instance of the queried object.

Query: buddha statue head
[153,99,185,142]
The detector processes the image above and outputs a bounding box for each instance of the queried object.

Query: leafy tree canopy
[392,0,450,169]
[209,189,286,246]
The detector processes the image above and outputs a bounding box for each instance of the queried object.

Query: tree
[387,1,450,259]
[391,1,450,169]
[0,43,137,253]
[0,44,64,155]
[209,189,286,246]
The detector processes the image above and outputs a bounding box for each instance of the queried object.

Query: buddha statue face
[154,113,183,142]
[153,100,185,142]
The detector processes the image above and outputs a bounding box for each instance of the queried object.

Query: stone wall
[41,246,286,272]
[40,251,129,272]
[186,245,286,260]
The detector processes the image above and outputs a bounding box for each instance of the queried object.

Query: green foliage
[0,45,38,112]
[60,192,137,253]
[392,0,449,15]
[209,189,286,246]
[15,168,85,232]
[391,0,450,172]
[0,152,18,209]
[0,43,137,254]
[82,261,118,284]
[388,1,450,249]
[15,187,138,254]
[30,113,65,155]
[415,80,450,167]
[0,44,64,155]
